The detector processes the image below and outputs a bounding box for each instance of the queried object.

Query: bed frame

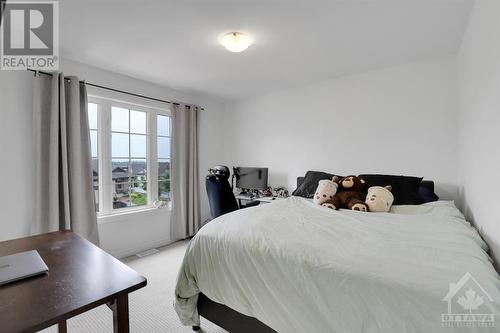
[193,176,436,332]
[194,293,276,332]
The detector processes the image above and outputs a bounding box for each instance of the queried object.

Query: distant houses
[112,166,131,193]
[92,160,170,208]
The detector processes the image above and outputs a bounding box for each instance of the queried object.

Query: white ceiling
[59,0,474,101]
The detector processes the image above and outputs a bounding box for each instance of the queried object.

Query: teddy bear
[322,175,369,212]
[365,185,394,212]
[313,178,338,205]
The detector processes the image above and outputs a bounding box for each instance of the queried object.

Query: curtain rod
[26,69,204,110]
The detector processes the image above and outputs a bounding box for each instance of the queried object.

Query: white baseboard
[106,237,173,259]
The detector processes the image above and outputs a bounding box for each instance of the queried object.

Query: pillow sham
[292,171,340,198]
[358,174,423,205]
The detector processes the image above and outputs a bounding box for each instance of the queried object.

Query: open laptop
[0,250,49,286]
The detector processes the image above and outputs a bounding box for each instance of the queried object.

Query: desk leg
[112,294,130,333]
[58,320,67,333]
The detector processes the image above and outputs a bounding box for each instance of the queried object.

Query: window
[88,96,171,215]
[112,107,148,209]
[157,115,171,201]
[88,103,99,210]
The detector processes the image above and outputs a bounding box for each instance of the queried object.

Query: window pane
[130,134,146,158]
[158,137,170,159]
[113,183,130,209]
[158,180,170,201]
[130,159,147,179]
[90,130,98,158]
[158,159,170,180]
[130,110,146,134]
[94,186,99,212]
[112,107,129,132]
[112,133,129,158]
[88,103,98,130]
[112,159,129,181]
[92,158,99,211]
[108,105,152,211]
[92,158,99,177]
[131,181,147,206]
[158,115,170,136]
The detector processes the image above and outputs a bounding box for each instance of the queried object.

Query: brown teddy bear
[322,175,369,212]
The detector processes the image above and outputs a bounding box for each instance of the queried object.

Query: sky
[87,104,170,160]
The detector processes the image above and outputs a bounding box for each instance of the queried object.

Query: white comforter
[174,197,500,332]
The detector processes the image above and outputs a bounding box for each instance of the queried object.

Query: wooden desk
[0,231,147,333]
[235,195,285,207]
[255,196,285,204]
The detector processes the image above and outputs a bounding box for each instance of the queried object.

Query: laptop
[0,250,49,286]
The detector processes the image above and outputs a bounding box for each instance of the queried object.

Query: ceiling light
[220,32,251,53]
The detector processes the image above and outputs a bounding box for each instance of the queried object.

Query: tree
[130,192,147,205]
[159,181,170,200]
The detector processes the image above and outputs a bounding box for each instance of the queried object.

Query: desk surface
[235,195,285,203]
[0,231,147,333]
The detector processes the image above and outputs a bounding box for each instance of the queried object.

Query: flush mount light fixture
[220,32,252,53]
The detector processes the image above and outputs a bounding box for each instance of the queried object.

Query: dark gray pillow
[418,186,439,203]
[292,171,339,198]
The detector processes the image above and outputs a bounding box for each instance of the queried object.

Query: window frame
[157,114,172,202]
[88,102,100,211]
[88,93,172,217]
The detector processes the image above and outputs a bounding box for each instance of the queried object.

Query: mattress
[174,197,500,332]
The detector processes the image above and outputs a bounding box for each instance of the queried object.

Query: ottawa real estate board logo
[442,272,495,328]
[0,0,59,70]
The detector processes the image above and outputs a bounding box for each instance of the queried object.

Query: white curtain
[32,73,99,245]
[171,104,200,239]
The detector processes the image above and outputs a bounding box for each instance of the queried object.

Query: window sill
[97,204,171,224]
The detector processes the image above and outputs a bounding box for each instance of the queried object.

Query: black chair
[206,166,259,219]
[206,173,239,219]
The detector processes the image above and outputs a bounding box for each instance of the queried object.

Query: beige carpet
[40,240,227,333]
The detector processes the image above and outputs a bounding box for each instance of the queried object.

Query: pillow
[358,174,423,205]
[292,171,340,198]
[391,201,464,219]
[418,186,439,203]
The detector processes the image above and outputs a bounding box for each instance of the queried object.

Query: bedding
[390,200,463,217]
[174,197,500,332]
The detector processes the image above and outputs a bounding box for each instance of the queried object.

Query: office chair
[206,166,258,219]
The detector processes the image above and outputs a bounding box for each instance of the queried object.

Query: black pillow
[292,171,339,198]
[358,174,423,205]
[418,186,439,203]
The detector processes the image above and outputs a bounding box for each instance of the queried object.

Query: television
[234,167,268,190]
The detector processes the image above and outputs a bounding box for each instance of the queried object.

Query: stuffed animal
[313,178,338,205]
[274,187,289,198]
[365,186,394,212]
[322,175,369,212]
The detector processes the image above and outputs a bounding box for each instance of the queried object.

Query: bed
[174,177,500,332]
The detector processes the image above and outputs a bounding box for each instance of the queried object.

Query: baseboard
[107,237,173,259]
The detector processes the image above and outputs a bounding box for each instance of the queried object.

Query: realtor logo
[442,272,495,328]
[0,0,59,70]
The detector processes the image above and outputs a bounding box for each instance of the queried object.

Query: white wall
[458,0,500,267]
[0,59,225,258]
[223,56,459,199]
